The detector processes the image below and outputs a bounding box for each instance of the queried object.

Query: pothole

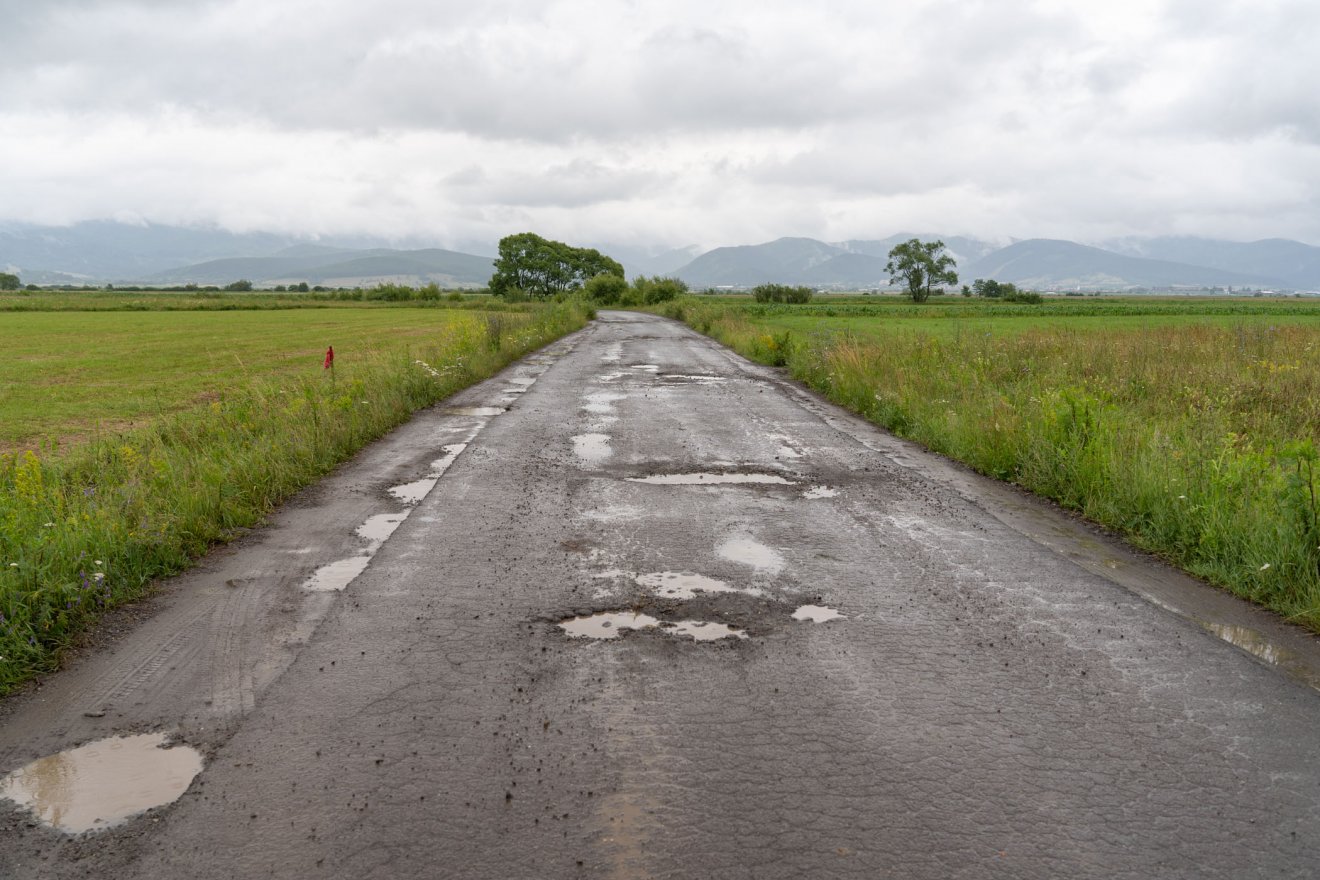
[559,612,661,639]
[442,405,507,417]
[572,433,613,465]
[803,486,838,499]
[387,443,467,505]
[356,512,408,544]
[302,555,372,592]
[717,536,786,574]
[636,571,763,600]
[0,733,203,834]
[658,374,726,385]
[792,604,845,623]
[558,612,747,642]
[630,364,660,372]
[627,472,795,486]
[583,392,626,414]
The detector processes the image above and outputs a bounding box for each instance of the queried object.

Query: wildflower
[93,573,105,583]
[95,560,102,566]
[8,563,16,568]
[1177,495,1187,500]
[1260,563,1272,571]
[43,522,54,528]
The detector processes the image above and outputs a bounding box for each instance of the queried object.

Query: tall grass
[0,303,589,692]
[657,299,1320,629]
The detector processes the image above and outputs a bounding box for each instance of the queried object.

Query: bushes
[751,283,814,304]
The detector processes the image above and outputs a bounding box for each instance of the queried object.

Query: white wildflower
[1260,563,1271,571]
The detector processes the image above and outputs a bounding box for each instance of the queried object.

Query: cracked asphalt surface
[3,310,1320,878]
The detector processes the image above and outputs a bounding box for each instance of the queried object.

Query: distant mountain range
[3,221,1319,291]
[672,234,1320,291]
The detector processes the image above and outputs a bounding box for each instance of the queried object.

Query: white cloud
[1,0,1319,247]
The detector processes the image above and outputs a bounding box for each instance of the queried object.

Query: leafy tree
[224,279,254,291]
[885,239,957,303]
[489,232,624,299]
[0,272,20,290]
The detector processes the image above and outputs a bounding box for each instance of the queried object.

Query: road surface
[3,311,1319,878]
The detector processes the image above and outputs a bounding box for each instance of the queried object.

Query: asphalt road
[3,310,1320,878]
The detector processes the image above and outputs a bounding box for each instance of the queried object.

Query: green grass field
[656,296,1320,631]
[0,295,590,692]
[2,308,511,452]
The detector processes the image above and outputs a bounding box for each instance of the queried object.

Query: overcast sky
[2,0,1318,249]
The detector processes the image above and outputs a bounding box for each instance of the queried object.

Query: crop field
[0,295,590,691]
[656,296,1320,630]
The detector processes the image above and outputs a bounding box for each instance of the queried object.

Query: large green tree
[489,233,624,299]
[885,239,957,303]
[0,272,20,291]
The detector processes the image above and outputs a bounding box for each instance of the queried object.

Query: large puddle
[628,473,795,486]
[387,443,467,505]
[717,536,786,574]
[636,571,762,599]
[558,612,747,642]
[0,733,204,834]
[803,486,839,499]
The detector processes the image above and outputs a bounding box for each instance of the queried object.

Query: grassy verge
[654,297,1320,630]
[0,300,591,692]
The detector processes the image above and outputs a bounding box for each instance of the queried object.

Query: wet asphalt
[3,310,1320,878]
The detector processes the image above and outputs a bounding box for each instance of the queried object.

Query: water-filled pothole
[658,374,726,385]
[636,571,763,600]
[558,612,747,642]
[572,433,613,465]
[559,612,660,639]
[442,406,507,417]
[803,486,839,499]
[627,472,795,486]
[792,604,845,623]
[0,733,203,834]
[302,555,372,592]
[356,512,407,544]
[718,535,786,573]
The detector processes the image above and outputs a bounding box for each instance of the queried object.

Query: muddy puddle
[572,433,613,465]
[717,536,786,574]
[0,733,203,834]
[627,472,795,486]
[558,612,747,642]
[636,571,763,600]
[803,486,838,499]
[1201,622,1320,689]
[792,604,845,623]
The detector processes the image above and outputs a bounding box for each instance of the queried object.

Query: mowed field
[0,295,590,691]
[656,295,1320,630]
[2,307,499,452]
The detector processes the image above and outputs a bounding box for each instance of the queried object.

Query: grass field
[0,295,590,692]
[655,296,1320,630]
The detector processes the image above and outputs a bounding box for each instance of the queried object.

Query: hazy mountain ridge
[4,221,1320,290]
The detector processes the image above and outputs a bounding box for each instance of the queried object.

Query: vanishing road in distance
[2,311,1319,878]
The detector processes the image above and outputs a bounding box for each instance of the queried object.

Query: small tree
[224,279,254,291]
[885,239,957,303]
[0,272,21,290]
